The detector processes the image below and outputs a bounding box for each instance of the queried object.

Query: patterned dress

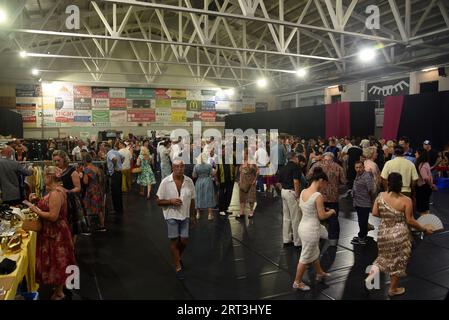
[238,164,257,203]
[373,194,412,277]
[194,163,216,209]
[298,191,322,264]
[137,155,156,186]
[83,167,103,216]
[36,188,76,286]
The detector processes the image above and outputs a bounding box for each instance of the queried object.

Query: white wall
[410,69,449,94]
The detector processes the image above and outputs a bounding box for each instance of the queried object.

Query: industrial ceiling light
[31,68,39,76]
[19,51,27,58]
[422,67,437,72]
[296,68,307,78]
[257,78,267,88]
[0,9,7,24]
[358,48,376,62]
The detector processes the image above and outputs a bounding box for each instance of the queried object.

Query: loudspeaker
[338,85,345,93]
[438,67,447,77]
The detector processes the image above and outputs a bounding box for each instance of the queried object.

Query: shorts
[166,218,190,239]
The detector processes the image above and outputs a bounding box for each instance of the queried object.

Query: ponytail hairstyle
[388,172,403,194]
[309,166,328,183]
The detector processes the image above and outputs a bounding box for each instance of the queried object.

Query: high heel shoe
[315,272,331,281]
[292,281,310,291]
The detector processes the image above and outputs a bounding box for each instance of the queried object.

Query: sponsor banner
[73,86,92,98]
[55,110,74,122]
[187,90,202,100]
[156,109,171,122]
[186,100,201,111]
[171,110,186,122]
[110,110,127,123]
[109,98,127,109]
[42,97,55,110]
[167,89,186,99]
[16,101,38,110]
[126,88,154,99]
[54,96,74,111]
[92,122,111,127]
[132,100,152,109]
[74,98,92,110]
[202,100,216,111]
[156,98,171,108]
[155,89,170,99]
[16,109,36,122]
[186,111,201,121]
[171,99,187,110]
[127,110,155,122]
[36,109,56,126]
[215,112,228,122]
[230,100,242,113]
[16,84,41,97]
[42,83,73,97]
[92,87,109,99]
[201,90,216,101]
[242,105,256,113]
[92,98,109,109]
[92,110,110,122]
[215,100,230,112]
[109,88,126,99]
[255,102,268,112]
[74,110,92,122]
[201,111,216,122]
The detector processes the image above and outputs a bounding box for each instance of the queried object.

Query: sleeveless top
[60,166,75,190]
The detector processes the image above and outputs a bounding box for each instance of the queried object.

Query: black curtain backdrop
[350,101,376,138]
[225,105,325,138]
[225,102,375,139]
[397,91,449,151]
[0,109,23,138]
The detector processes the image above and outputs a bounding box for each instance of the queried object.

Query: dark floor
[60,188,449,300]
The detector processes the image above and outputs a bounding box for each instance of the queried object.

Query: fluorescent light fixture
[19,51,27,58]
[422,67,437,72]
[225,88,235,96]
[358,48,376,62]
[257,78,267,88]
[31,68,39,76]
[296,68,307,77]
[328,85,338,89]
[0,9,7,24]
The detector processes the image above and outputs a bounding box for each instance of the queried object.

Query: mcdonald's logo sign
[187,100,200,111]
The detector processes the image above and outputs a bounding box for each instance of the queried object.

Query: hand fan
[417,214,444,232]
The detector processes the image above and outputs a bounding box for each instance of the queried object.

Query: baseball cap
[423,140,431,145]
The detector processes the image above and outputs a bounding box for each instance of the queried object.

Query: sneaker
[219,211,226,216]
[351,237,367,245]
[175,269,185,280]
[292,281,310,291]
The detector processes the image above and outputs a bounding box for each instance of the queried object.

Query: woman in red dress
[28,166,76,300]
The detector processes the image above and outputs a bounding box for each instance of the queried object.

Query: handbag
[132,167,142,174]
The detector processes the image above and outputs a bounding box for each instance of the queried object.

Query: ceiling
[0,0,448,94]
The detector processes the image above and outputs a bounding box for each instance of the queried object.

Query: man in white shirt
[254,140,270,193]
[157,159,196,280]
[119,140,132,192]
[72,141,87,161]
[170,138,183,162]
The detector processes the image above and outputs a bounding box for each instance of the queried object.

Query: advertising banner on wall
[92,87,109,99]
[109,88,126,98]
[187,90,202,100]
[171,110,186,122]
[42,83,73,98]
[215,100,230,112]
[132,100,152,109]
[215,112,227,122]
[155,89,170,99]
[171,100,187,110]
[42,97,55,110]
[127,110,155,122]
[367,77,410,107]
[201,90,216,101]
[36,109,56,126]
[92,110,110,123]
[202,101,216,111]
[255,102,268,112]
[109,98,127,109]
[15,97,41,108]
[229,100,242,113]
[73,86,92,98]
[186,111,201,121]
[167,89,187,99]
[156,99,171,108]
[74,110,92,122]
[156,109,171,122]
[126,88,154,99]
[17,109,36,122]
[186,100,201,111]
[55,96,74,111]
[201,111,216,122]
[92,98,109,109]
[74,98,92,110]
[55,110,74,122]
[16,84,41,97]
[110,110,127,123]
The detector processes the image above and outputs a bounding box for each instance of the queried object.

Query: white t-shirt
[72,146,87,161]
[170,143,182,161]
[342,143,353,154]
[254,148,269,167]
[157,174,195,220]
[119,148,131,170]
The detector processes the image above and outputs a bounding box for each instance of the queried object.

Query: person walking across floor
[216,144,236,216]
[415,149,434,216]
[236,151,258,219]
[366,173,433,296]
[351,161,375,245]
[193,153,216,221]
[156,159,196,280]
[106,143,124,215]
[159,140,172,180]
[136,146,156,199]
[119,141,132,193]
[308,152,346,246]
[278,152,303,248]
[292,167,336,291]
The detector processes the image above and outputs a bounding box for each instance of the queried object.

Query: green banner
[92,110,110,122]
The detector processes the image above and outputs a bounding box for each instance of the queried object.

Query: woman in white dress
[293,167,336,291]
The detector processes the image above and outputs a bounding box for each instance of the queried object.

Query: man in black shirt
[423,140,438,169]
[278,152,302,248]
[346,139,363,193]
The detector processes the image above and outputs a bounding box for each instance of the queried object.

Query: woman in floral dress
[137,147,156,199]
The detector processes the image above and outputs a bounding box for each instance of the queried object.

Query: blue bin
[436,178,449,190]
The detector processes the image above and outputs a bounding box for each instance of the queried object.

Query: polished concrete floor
[65,187,449,300]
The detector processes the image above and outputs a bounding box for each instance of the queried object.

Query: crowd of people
[1,132,449,298]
